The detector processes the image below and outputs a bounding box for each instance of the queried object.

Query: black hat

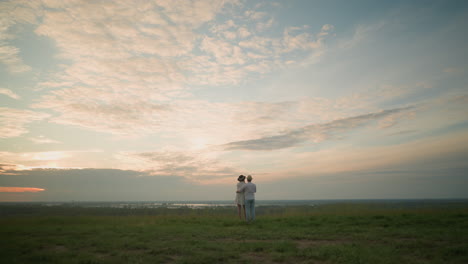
[237,175,246,181]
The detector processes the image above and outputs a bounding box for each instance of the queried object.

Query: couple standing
[235,175,257,222]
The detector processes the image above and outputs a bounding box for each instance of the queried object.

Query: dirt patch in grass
[295,239,351,249]
[94,252,110,260]
[216,238,279,243]
[121,248,148,255]
[166,255,182,264]
[244,252,274,263]
[48,245,68,253]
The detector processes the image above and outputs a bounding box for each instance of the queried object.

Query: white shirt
[239,182,256,200]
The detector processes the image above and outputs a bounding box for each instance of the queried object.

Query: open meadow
[1,201,468,264]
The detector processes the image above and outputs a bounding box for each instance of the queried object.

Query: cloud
[0,1,39,73]
[443,67,464,74]
[149,96,366,149]
[116,149,241,184]
[28,151,70,161]
[339,21,385,50]
[32,90,171,136]
[0,88,20,99]
[209,19,236,35]
[0,150,103,170]
[0,0,334,138]
[33,87,359,144]
[282,26,319,52]
[228,127,468,189]
[0,44,32,73]
[1,147,241,186]
[200,36,246,65]
[276,130,468,179]
[237,27,251,38]
[256,18,274,32]
[443,94,468,105]
[244,10,267,21]
[0,108,49,138]
[222,106,415,150]
[29,136,61,144]
[0,187,45,193]
[387,129,418,136]
[0,168,233,201]
[155,0,231,27]
[0,163,22,175]
[358,81,439,107]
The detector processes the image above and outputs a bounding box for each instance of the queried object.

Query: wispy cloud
[149,96,365,148]
[33,94,171,136]
[0,0,334,137]
[0,150,103,170]
[29,136,61,144]
[0,1,37,73]
[0,88,20,99]
[273,130,468,179]
[387,129,418,136]
[0,163,22,174]
[33,89,361,144]
[339,21,386,50]
[0,45,31,73]
[222,106,415,150]
[443,67,464,74]
[0,108,49,138]
[116,149,241,184]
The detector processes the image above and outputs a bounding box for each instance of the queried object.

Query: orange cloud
[0,187,45,193]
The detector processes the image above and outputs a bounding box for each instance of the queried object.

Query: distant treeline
[1,200,467,217]
[0,204,316,217]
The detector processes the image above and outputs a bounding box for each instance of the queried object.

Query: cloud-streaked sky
[1,0,467,201]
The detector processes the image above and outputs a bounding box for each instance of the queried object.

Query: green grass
[1,203,467,263]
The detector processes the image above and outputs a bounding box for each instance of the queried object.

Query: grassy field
[1,202,467,264]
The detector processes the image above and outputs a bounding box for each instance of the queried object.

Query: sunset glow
[0,187,45,193]
[1,0,467,201]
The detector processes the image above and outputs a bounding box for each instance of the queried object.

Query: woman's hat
[237,175,246,181]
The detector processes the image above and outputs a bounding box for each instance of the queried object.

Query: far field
[1,201,467,263]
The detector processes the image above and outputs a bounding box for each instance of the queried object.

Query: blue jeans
[245,199,255,221]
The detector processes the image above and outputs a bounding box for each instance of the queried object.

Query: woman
[235,175,246,220]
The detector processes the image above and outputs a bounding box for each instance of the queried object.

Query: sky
[0,0,467,202]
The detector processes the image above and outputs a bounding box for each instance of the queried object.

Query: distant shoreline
[1,198,467,208]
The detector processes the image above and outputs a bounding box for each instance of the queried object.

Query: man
[237,175,256,222]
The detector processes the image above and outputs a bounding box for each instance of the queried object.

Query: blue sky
[0,0,467,201]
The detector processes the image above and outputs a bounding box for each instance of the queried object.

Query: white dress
[235,182,245,205]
